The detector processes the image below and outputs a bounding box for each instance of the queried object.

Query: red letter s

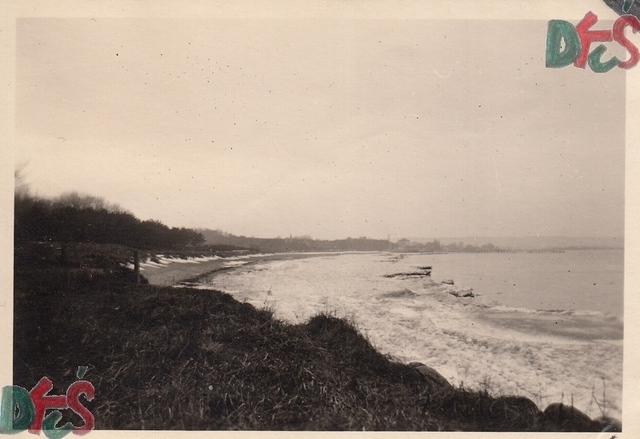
[614,15,640,69]
[66,381,95,434]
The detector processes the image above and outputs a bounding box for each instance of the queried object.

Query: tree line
[199,229,392,253]
[15,191,205,249]
[200,230,504,253]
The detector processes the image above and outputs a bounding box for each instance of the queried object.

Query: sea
[190,249,624,419]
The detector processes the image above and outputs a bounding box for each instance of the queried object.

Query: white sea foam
[223,260,250,267]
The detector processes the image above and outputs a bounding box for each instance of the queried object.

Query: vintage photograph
[4,0,637,434]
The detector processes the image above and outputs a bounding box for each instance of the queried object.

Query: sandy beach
[141,252,332,286]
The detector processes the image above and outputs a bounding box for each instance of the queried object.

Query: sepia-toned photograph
[3,0,639,435]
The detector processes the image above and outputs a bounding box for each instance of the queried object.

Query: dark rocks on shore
[408,362,453,392]
[593,416,622,432]
[404,361,622,433]
[542,403,621,432]
[488,396,540,429]
[441,279,455,285]
[543,403,592,430]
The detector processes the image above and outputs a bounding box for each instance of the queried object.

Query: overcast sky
[15,18,625,240]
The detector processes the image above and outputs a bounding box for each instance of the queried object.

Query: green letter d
[546,20,581,68]
[0,385,34,434]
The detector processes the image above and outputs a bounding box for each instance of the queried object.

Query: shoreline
[179,251,622,420]
[145,251,624,345]
[145,251,623,341]
[142,251,372,287]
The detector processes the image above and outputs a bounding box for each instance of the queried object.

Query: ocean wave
[380,289,418,299]
[482,304,612,319]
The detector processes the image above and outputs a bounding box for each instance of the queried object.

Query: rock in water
[542,403,596,431]
[448,288,474,298]
[442,279,454,285]
[408,362,453,391]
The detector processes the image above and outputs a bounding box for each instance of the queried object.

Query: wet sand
[143,258,229,286]
[142,252,337,287]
